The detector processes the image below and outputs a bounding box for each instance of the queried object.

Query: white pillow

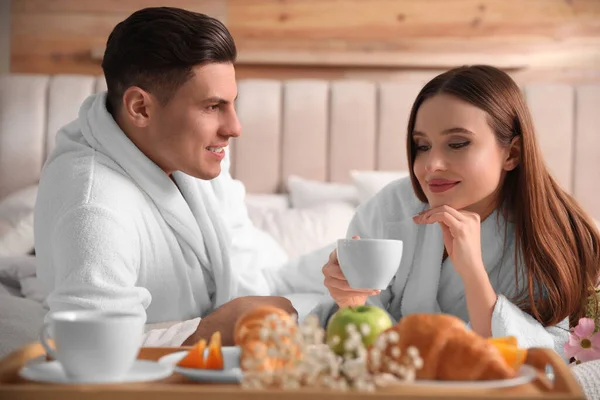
[350,170,410,204]
[0,185,38,257]
[286,175,359,208]
[0,256,47,303]
[248,202,355,259]
[245,194,290,214]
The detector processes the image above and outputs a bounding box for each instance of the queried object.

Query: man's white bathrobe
[310,177,570,359]
[34,92,323,345]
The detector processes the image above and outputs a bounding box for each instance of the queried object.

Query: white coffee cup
[40,310,146,383]
[336,238,403,290]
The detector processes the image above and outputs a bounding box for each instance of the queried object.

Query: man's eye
[207,104,219,111]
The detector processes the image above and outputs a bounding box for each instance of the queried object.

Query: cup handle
[40,322,58,361]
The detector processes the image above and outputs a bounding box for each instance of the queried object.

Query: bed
[1,74,599,386]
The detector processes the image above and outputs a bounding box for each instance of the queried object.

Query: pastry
[371,313,517,381]
[234,305,299,372]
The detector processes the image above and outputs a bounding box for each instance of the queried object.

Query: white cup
[336,238,403,290]
[40,310,146,383]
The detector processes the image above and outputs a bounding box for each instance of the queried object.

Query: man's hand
[182,296,297,346]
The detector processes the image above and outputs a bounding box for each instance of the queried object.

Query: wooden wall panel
[228,0,600,70]
[10,0,227,75]
[11,0,227,15]
[9,0,600,82]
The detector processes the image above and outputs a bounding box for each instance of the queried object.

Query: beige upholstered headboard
[0,74,599,219]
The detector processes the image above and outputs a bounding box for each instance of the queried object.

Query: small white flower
[387,330,399,343]
[407,346,419,358]
[345,323,358,334]
[413,356,423,369]
[391,347,401,358]
[359,323,371,336]
[375,335,387,350]
[397,365,407,377]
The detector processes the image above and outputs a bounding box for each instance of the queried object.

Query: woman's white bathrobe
[310,177,570,359]
[34,92,307,345]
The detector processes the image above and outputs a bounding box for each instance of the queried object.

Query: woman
[319,65,600,357]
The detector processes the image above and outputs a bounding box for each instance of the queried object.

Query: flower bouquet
[564,288,600,363]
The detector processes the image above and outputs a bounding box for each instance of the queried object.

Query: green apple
[325,305,393,356]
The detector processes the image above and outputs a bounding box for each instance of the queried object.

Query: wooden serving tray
[0,343,585,400]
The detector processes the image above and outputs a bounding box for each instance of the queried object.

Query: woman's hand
[322,236,380,307]
[413,205,497,337]
[413,205,484,277]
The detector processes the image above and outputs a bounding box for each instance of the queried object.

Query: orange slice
[487,336,518,347]
[487,337,527,370]
[177,339,207,369]
[205,331,224,370]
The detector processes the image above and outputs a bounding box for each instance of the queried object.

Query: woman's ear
[503,136,521,171]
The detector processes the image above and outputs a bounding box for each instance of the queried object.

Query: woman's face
[412,94,518,216]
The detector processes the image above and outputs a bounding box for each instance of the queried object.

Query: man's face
[146,63,240,180]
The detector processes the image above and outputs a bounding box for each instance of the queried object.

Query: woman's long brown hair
[406,65,600,327]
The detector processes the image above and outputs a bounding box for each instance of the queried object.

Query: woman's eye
[415,144,430,152]
[449,141,470,149]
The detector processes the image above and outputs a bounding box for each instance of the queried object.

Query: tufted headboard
[0,74,599,219]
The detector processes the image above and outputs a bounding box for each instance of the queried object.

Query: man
[34,7,327,347]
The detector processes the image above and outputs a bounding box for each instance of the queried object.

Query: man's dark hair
[101,7,237,113]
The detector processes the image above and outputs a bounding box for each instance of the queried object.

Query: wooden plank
[10,0,600,81]
[329,81,377,183]
[11,12,126,37]
[87,37,600,70]
[574,85,600,221]
[228,0,600,43]
[235,65,600,86]
[228,0,600,70]
[10,3,228,75]
[524,84,575,193]
[236,49,529,69]
[280,80,329,182]
[12,0,227,19]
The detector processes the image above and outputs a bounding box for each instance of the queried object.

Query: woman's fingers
[331,292,370,308]
[323,261,346,280]
[324,274,379,294]
[414,205,465,222]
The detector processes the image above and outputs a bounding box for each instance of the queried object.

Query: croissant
[374,313,517,381]
[233,305,299,372]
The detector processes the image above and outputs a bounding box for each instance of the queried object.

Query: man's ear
[504,136,521,171]
[122,87,154,128]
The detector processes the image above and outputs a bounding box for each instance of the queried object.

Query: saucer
[408,365,538,389]
[158,347,243,383]
[19,359,173,384]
